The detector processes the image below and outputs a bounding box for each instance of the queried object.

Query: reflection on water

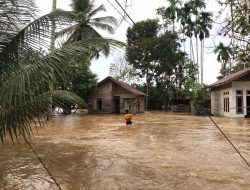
[1,112,250,190]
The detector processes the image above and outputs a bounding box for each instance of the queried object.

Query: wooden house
[209,67,250,117]
[88,76,148,114]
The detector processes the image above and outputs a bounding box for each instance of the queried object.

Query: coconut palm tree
[214,42,233,77]
[55,0,117,44]
[0,0,124,142]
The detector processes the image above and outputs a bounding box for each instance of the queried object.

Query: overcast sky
[36,0,222,84]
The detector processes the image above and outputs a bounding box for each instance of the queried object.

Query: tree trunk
[200,40,203,84]
[146,69,149,110]
[50,0,57,51]
[230,0,234,73]
[196,36,199,83]
[190,37,196,81]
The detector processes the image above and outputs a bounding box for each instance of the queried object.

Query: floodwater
[0,112,250,190]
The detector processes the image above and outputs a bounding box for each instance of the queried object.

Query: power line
[208,115,250,168]
[106,0,133,26]
[22,133,62,190]
[113,0,135,25]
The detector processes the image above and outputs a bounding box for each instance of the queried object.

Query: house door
[137,99,140,111]
[114,96,120,114]
[97,98,102,110]
[246,96,250,115]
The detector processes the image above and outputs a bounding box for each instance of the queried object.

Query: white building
[209,68,250,118]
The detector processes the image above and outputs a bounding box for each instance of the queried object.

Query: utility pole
[50,0,57,51]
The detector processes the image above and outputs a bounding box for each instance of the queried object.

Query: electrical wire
[22,133,62,190]
[113,0,135,25]
[106,0,133,26]
[208,115,250,168]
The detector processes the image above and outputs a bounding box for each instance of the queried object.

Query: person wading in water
[124,109,136,125]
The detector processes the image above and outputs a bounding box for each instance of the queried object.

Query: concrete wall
[211,81,250,117]
[231,81,250,117]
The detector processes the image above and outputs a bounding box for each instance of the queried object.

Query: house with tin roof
[209,67,250,117]
[88,76,148,114]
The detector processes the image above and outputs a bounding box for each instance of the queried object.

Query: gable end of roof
[98,76,148,96]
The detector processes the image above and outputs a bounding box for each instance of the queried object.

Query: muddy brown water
[0,112,250,190]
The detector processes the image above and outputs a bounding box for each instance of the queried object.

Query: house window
[223,98,229,112]
[223,91,229,112]
[236,90,243,114]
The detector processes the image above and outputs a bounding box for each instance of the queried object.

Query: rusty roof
[98,76,148,96]
[209,67,250,88]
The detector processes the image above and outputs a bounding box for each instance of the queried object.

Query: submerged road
[0,112,250,190]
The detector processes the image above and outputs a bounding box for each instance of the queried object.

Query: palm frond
[52,90,86,110]
[55,24,78,39]
[0,10,76,68]
[0,0,125,142]
[0,37,125,142]
[88,4,106,18]
[65,26,103,44]
[71,0,93,14]
[91,16,117,27]
[90,22,115,34]
[0,0,37,47]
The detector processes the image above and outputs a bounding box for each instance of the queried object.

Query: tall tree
[109,56,138,84]
[126,19,190,108]
[126,19,159,108]
[217,0,250,71]
[0,0,124,142]
[214,42,233,78]
[157,0,181,33]
[159,0,212,83]
[196,11,212,83]
[55,0,117,44]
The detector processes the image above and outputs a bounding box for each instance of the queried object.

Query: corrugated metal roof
[98,76,148,96]
[209,67,250,88]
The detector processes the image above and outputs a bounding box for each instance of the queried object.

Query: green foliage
[0,0,125,142]
[214,42,234,78]
[158,0,213,83]
[55,0,117,44]
[126,18,198,109]
[217,0,250,70]
[231,62,250,74]
[126,19,159,45]
[58,54,98,101]
[185,79,208,114]
[134,84,163,110]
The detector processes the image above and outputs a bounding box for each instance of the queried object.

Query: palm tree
[179,3,196,80]
[190,0,205,81]
[0,0,124,142]
[55,0,117,44]
[157,0,181,33]
[214,42,233,77]
[196,11,213,84]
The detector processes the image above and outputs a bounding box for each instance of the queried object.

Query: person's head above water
[125,109,129,114]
